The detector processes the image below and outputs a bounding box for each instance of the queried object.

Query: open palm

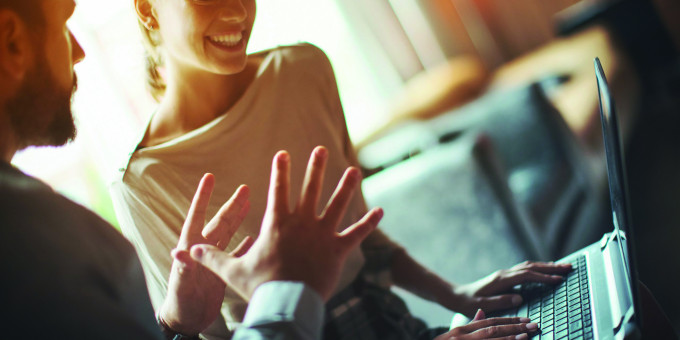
[159,174,252,335]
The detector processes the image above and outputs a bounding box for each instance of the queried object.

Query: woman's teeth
[209,32,243,47]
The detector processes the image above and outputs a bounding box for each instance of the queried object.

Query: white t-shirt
[110,44,397,337]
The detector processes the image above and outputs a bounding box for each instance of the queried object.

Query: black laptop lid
[594,57,642,330]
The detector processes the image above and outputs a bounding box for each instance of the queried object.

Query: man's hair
[0,0,45,37]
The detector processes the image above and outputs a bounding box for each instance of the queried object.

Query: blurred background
[11,0,680,333]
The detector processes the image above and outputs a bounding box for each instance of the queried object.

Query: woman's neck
[143,58,261,147]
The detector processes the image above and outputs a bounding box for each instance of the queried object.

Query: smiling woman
[10,0,392,229]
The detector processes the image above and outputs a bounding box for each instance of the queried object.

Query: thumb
[190,244,234,279]
[339,207,383,251]
[476,294,523,312]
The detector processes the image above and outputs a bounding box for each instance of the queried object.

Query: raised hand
[191,146,383,301]
[448,261,572,317]
[159,173,252,336]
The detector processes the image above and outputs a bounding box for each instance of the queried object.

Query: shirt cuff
[242,281,324,338]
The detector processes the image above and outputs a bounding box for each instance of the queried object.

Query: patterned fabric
[323,274,448,340]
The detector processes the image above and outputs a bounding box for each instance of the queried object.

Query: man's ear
[0,9,31,81]
[135,0,158,30]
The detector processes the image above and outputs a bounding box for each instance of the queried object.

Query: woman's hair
[138,20,166,101]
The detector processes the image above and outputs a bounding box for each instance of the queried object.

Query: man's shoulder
[0,165,158,338]
[0,164,66,222]
[2,165,73,214]
[0,162,51,195]
[0,164,130,253]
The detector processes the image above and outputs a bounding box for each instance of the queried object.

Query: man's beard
[5,56,77,149]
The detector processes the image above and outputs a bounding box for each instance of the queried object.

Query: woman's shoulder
[278,43,329,61]
[256,43,333,71]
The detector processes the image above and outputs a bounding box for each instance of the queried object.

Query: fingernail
[512,295,523,306]
[526,322,538,330]
[519,317,531,323]
[315,146,327,158]
[473,309,484,320]
[516,334,528,340]
[192,246,204,258]
[553,275,564,280]
[347,167,359,179]
[376,207,384,219]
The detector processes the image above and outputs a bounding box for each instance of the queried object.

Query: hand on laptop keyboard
[445,261,573,317]
[437,309,538,340]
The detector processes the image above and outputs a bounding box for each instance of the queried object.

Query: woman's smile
[207,31,245,51]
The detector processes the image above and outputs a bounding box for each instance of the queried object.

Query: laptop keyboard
[500,256,594,339]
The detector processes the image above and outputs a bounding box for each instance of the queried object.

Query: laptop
[451,57,642,339]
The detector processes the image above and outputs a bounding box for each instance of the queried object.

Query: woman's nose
[217,0,248,23]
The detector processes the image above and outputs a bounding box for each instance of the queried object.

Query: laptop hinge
[613,306,635,334]
[599,233,610,250]
[601,230,632,335]
[600,229,626,250]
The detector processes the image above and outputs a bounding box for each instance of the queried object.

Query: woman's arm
[390,245,572,317]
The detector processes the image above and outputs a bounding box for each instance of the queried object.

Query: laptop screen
[594,57,641,326]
